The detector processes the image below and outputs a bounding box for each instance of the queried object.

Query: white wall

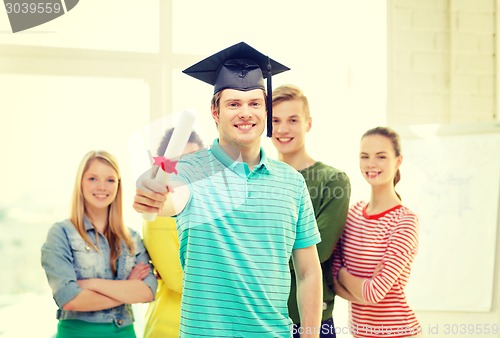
[388,0,496,124]
[388,0,500,337]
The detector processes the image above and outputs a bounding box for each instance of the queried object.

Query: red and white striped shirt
[333,201,421,337]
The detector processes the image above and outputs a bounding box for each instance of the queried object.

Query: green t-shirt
[288,161,351,323]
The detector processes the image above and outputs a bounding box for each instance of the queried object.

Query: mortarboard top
[182,42,290,137]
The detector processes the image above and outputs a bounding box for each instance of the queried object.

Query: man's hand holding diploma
[134,110,196,220]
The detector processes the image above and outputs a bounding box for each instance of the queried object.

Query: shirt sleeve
[293,180,321,250]
[40,223,82,308]
[131,230,158,297]
[315,171,351,263]
[331,239,343,281]
[362,213,419,304]
[170,150,206,186]
[142,217,182,294]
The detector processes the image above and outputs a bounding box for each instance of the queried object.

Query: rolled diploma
[142,110,196,221]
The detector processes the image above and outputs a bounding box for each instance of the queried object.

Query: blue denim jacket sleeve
[129,229,158,298]
[41,222,82,308]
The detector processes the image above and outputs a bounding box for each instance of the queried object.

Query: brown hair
[157,128,204,156]
[362,126,402,200]
[211,91,223,114]
[272,84,310,118]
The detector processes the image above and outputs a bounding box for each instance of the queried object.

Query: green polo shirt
[173,139,321,337]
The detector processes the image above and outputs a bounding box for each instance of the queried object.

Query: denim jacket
[41,217,157,327]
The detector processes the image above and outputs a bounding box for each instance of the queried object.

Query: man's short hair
[272,84,310,118]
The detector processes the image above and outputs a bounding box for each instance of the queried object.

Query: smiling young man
[272,85,351,338]
[134,43,323,338]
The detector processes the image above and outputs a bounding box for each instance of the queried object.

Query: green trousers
[56,320,136,338]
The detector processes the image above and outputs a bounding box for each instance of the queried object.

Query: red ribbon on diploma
[153,156,178,174]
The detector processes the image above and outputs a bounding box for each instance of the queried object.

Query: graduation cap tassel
[266,57,273,138]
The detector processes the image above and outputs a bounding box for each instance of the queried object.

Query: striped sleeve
[362,213,419,304]
[293,180,321,249]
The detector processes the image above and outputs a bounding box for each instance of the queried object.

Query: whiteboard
[399,132,500,312]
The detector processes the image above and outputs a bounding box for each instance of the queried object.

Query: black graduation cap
[183,42,290,137]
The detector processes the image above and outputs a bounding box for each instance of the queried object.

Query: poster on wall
[400,130,500,312]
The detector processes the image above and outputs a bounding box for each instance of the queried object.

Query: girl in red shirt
[333,127,422,337]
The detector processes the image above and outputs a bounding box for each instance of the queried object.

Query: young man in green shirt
[271,84,351,338]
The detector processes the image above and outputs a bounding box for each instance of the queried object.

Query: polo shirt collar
[211,138,270,175]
